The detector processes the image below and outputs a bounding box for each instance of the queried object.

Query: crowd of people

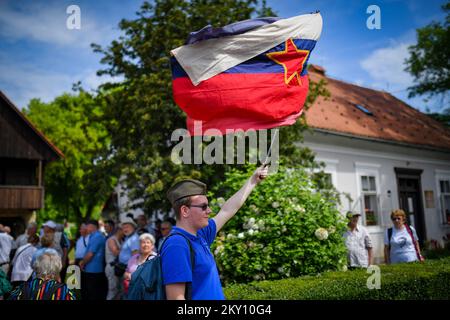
[0,214,174,300]
[0,165,425,300]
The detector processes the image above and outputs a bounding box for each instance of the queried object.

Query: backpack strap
[404,224,421,261]
[12,244,32,265]
[161,232,195,300]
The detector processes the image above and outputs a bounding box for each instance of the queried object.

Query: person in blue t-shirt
[79,219,107,300]
[74,223,89,266]
[162,165,269,300]
[118,219,140,265]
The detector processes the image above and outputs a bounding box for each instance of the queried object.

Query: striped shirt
[8,278,76,300]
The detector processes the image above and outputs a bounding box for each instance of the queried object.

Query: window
[361,175,379,226]
[361,176,376,192]
[439,179,450,225]
[355,104,373,116]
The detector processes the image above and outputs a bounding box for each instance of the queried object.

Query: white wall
[303,130,450,263]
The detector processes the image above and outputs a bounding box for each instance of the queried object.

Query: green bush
[223,257,450,299]
[209,165,347,284]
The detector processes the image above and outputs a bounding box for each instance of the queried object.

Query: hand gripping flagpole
[259,129,278,178]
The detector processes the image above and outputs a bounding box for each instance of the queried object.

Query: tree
[94,0,329,217]
[426,107,450,128]
[405,2,450,101]
[24,90,117,225]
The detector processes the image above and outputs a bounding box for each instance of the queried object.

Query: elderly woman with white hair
[122,233,157,296]
[8,251,76,300]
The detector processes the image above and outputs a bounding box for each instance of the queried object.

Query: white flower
[248,217,256,225]
[248,229,254,236]
[342,265,348,272]
[249,204,259,214]
[314,228,329,240]
[292,204,306,213]
[328,226,336,234]
[237,232,245,239]
[227,233,236,240]
[217,197,225,207]
[272,201,280,208]
[214,245,224,255]
[277,267,284,273]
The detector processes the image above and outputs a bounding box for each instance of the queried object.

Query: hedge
[223,257,450,300]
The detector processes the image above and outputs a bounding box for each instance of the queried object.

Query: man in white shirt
[343,212,373,268]
[10,234,39,286]
[3,226,16,250]
[0,224,12,274]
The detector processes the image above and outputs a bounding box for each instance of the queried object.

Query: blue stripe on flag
[171,38,317,79]
[186,17,280,45]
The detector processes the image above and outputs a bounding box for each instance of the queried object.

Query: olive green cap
[346,211,361,219]
[167,179,207,205]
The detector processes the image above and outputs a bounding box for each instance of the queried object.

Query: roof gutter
[311,128,450,154]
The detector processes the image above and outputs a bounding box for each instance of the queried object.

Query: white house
[304,65,450,263]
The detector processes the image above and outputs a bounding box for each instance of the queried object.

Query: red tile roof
[305,65,450,152]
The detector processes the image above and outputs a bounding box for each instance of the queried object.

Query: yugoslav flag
[170,12,323,135]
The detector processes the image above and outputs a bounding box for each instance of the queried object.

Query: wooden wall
[0,186,43,209]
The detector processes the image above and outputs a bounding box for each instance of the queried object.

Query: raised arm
[213,165,268,233]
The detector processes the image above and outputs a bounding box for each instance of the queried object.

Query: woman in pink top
[123,233,156,294]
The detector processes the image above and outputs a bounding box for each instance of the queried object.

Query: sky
[0,0,447,112]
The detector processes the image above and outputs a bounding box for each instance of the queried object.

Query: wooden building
[0,90,63,237]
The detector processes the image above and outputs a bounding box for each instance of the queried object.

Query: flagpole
[260,128,278,169]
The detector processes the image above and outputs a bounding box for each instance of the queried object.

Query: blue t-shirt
[161,219,224,300]
[75,235,89,259]
[119,232,140,264]
[84,231,106,273]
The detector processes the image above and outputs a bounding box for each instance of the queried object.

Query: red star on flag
[266,39,310,86]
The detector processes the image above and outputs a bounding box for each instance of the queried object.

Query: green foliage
[426,107,450,128]
[405,2,450,99]
[24,91,117,225]
[209,165,347,284]
[94,0,329,217]
[223,257,450,299]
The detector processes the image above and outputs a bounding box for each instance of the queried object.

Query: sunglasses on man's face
[189,203,209,211]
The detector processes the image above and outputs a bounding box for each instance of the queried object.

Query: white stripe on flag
[171,13,323,86]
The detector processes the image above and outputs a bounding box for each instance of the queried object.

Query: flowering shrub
[209,166,347,284]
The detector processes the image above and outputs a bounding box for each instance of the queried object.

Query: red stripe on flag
[173,73,309,123]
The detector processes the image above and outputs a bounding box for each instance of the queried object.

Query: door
[395,168,426,246]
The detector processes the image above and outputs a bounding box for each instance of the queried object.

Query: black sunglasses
[189,204,209,211]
